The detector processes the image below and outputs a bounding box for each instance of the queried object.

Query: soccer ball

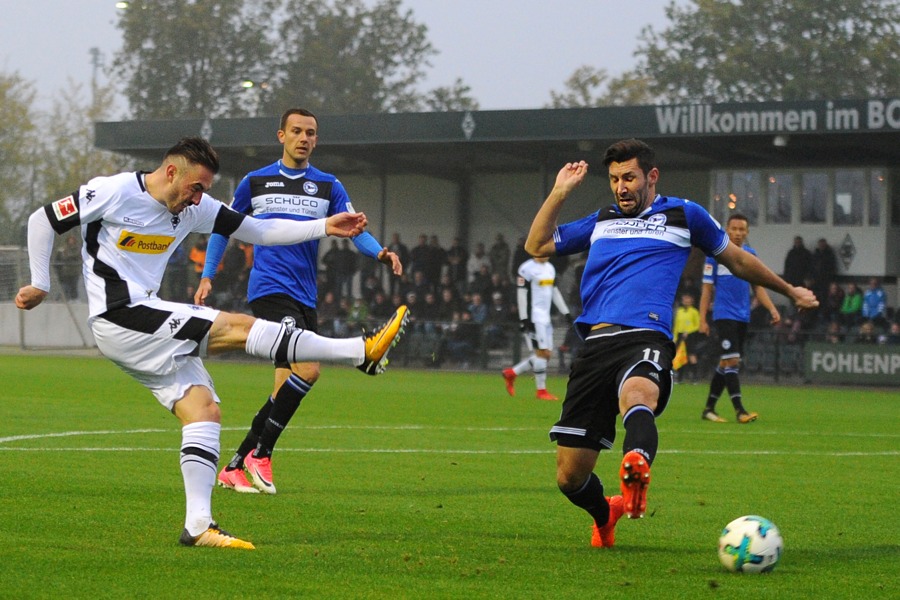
[718,515,783,573]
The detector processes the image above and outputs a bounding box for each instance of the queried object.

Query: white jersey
[517,259,568,324]
[43,171,241,318]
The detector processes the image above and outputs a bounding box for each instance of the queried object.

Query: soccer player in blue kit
[698,213,781,424]
[196,108,403,494]
[524,139,817,548]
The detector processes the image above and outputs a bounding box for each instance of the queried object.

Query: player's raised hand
[325,212,368,237]
[555,161,589,194]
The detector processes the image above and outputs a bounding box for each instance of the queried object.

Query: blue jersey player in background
[524,139,817,549]
[698,213,781,424]
[196,108,403,494]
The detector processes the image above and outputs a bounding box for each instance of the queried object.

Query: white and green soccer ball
[718,515,783,573]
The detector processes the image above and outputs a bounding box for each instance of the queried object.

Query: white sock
[512,356,534,376]
[245,319,363,365]
[181,421,220,536]
[533,357,548,390]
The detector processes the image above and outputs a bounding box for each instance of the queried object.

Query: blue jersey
[702,244,756,322]
[203,160,382,308]
[554,195,728,338]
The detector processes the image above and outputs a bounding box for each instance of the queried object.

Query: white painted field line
[0,446,896,457]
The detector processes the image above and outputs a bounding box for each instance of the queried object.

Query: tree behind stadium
[111,0,478,119]
[549,0,900,107]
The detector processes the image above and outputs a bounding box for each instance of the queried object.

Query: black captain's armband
[212,205,246,237]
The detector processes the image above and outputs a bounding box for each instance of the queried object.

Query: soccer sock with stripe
[511,356,534,375]
[245,319,363,365]
[705,366,726,411]
[226,396,273,470]
[532,356,548,390]
[254,374,312,459]
[181,421,220,536]
[724,367,746,413]
[562,472,610,526]
[622,405,658,465]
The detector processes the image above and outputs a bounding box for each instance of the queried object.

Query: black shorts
[550,329,674,452]
[249,294,318,369]
[714,319,747,360]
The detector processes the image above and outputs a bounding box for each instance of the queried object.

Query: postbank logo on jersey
[117,231,176,254]
[538,278,554,286]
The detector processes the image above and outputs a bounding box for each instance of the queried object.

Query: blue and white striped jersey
[204,160,382,308]
[554,195,728,338]
[702,244,757,322]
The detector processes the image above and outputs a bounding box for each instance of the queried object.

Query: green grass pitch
[0,353,896,599]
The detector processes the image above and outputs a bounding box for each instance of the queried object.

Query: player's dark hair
[727,212,749,225]
[280,107,318,131]
[602,138,656,174]
[164,137,220,174]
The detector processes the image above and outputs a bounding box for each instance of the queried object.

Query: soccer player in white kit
[15,137,408,549]
[503,256,572,400]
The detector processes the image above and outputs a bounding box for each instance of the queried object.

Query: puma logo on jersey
[117,231,176,254]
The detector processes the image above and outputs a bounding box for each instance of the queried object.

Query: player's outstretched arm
[718,243,818,311]
[231,211,367,247]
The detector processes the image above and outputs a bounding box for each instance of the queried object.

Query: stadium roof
[95,98,900,179]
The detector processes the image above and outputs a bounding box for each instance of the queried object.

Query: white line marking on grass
[0,446,896,457]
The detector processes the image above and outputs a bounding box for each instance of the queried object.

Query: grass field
[0,353,897,599]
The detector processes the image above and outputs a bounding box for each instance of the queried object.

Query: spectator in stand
[320,240,342,299]
[360,273,385,305]
[484,290,515,349]
[409,234,430,281]
[821,282,845,325]
[468,292,488,323]
[346,297,370,330]
[316,290,345,337]
[511,236,530,282]
[840,282,864,327]
[335,239,359,300]
[445,237,469,293]
[811,238,838,303]
[409,270,432,299]
[425,235,448,289]
[189,235,213,285]
[419,291,442,333]
[824,320,844,344]
[469,264,493,298]
[369,290,394,320]
[783,236,812,288]
[489,233,511,280]
[467,242,490,285]
[861,277,888,328]
[881,321,900,345]
[439,287,462,319]
[488,271,512,305]
[443,310,480,366]
[854,320,879,344]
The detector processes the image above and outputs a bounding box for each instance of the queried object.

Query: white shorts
[90,299,222,411]
[523,321,554,352]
